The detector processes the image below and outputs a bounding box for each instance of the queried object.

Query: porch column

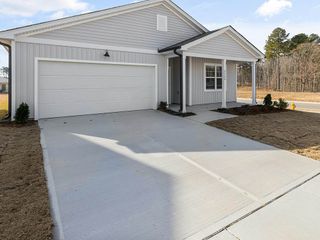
[252,61,257,104]
[182,53,187,113]
[222,59,227,108]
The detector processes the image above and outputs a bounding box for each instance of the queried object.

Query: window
[204,64,223,91]
[157,15,168,32]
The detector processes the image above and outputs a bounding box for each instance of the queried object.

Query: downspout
[0,41,11,120]
[173,48,183,112]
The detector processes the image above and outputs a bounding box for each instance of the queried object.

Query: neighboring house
[0,77,8,93]
[0,0,264,120]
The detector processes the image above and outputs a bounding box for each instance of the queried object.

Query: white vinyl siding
[32,4,201,50]
[188,31,256,59]
[191,58,237,105]
[15,42,167,118]
[38,61,156,118]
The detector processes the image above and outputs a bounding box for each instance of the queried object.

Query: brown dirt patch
[238,86,320,102]
[207,111,320,161]
[0,122,53,240]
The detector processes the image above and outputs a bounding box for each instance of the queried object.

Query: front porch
[159,26,264,113]
[166,54,257,113]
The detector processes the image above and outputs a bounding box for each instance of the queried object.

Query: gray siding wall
[188,31,255,59]
[15,42,166,118]
[33,4,201,50]
[191,57,237,105]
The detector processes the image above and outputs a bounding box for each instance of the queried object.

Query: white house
[0,0,264,120]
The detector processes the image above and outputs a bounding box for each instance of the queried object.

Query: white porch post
[222,59,227,108]
[182,52,187,113]
[188,57,192,106]
[252,61,257,104]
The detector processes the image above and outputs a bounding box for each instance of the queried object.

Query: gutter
[0,41,12,120]
[173,48,183,112]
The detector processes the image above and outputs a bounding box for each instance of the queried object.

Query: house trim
[180,26,264,59]
[184,52,257,62]
[11,41,16,120]
[0,0,206,39]
[16,37,159,54]
[203,63,223,92]
[188,57,192,106]
[34,57,158,120]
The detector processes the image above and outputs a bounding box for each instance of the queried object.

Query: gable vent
[157,15,168,32]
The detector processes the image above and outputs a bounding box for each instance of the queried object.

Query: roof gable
[30,4,202,50]
[0,0,207,39]
[159,26,264,59]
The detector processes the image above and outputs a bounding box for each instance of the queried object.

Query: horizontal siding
[33,4,201,50]
[191,57,237,105]
[189,31,255,59]
[15,42,166,118]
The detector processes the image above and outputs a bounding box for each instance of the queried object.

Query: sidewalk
[211,174,320,240]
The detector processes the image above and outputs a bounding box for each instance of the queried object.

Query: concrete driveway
[39,110,320,240]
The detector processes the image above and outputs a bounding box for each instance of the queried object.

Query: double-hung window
[204,64,223,91]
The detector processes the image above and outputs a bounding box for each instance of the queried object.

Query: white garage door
[38,60,156,119]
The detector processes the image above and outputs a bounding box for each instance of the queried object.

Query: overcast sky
[1,0,320,67]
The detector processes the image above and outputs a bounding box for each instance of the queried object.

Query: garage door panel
[38,61,156,119]
[39,88,154,104]
[39,62,154,77]
[39,75,154,90]
[39,99,152,118]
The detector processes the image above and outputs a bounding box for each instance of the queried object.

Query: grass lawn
[0,93,8,119]
[238,86,320,102]
[0,122,53,240]
[208,111,320,161]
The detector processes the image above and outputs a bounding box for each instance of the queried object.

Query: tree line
[238,28,320,92]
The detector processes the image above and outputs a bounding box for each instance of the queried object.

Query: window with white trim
[157,15,168,32]
[205,64,223,91]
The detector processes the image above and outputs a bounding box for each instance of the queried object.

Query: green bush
[15,102,30,123]
[278,98,289,110]
[273,98,288,110]
[263,94,273,106]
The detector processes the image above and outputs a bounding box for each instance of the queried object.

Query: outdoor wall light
[104,50,110,57]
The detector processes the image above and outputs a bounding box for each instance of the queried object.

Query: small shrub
[15,102,30,123]
[278,98,289,110]
[273,100,279,108]
[263,94,273,107]
[158,102,168,111]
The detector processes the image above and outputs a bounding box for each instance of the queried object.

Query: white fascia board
[16,37,159,55]
[184,52,258,62]
[20,2,164,37]
[0,0,164,37]
[3,0,206,38]
[181,28,229,50]
[227,27,264,58]
[182,26,264,59]
[163,0,207,33]
[0,33,14,40]
[224,31,259,59]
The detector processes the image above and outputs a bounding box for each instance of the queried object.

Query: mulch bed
[158,108,196,117]
[0,121,53,240]
[214,104,285,115]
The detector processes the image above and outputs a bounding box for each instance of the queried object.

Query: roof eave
[0,0,207,38]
